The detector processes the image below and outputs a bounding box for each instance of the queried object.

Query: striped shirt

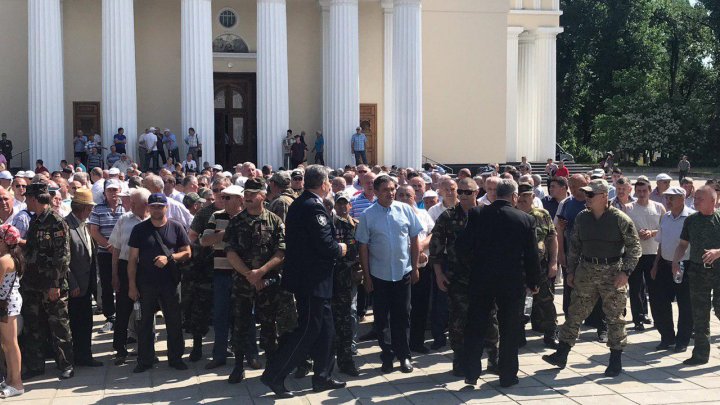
[88,202,125,253]
[108,211,146,261]
[349,192,376,219]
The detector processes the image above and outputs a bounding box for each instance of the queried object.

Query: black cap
[244,178,265,192]
[518,182,534,195]
[25,183,48,197]
[148,193,168,206]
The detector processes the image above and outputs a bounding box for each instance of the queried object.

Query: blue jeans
[212,272,233,360]
[354,150,367,165]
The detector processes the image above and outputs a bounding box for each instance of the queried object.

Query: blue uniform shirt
[356,201,423,282]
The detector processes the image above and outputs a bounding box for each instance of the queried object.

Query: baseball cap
[579,179,610,194]
[108,167,120,176]
[334,191,351,203]
[221,185,245,196]
[518,182,535,195]
[663,187,686,197]
[148,193,168,206]
[422,190,439,199]
[244,178,265,192]
[14,171,25,178]
[0,171,12,181]
[104,179,122,189]
[269,171,291,188]
[421,173,432,184]
[23,171,35,179]
[634,175,651,186]
[183,192,206,206]
[591,169,605,179]
[656,173,672,182]
[212,164,223,171]
[291,170,303,179]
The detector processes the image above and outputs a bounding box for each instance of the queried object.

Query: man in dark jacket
[457,179,541,388]
[261,165,347,398]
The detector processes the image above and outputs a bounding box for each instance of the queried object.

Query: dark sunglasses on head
[457,189,475,196]
[220,195,233,200]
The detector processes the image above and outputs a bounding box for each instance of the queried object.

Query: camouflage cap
[183,192,206,206]
[518,182,534,195]
[579,179,610,194]
[269,171,291,188]
[25,182,48,197]
[244,177,265,192]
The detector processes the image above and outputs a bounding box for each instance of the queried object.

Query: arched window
[214,90,225,109]
[232,90,243,109]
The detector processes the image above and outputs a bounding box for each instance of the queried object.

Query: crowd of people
[0,142,715,400]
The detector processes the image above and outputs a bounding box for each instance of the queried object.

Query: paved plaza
[10,284,720,405]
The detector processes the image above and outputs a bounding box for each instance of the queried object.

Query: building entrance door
[213,73,256,169]
[360,104,377,165]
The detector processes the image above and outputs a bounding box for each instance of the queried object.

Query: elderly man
[671,186,720,365]
[0,188,18,225]
[127,193,191,373]
[357,175,422,374]
[109,188,150,365]
[651,173,672,208]
[458,179,541,387]
[626,177,666,331]
[681,178,695,208]
[142,174,193,229]
[408,176,426,209]
[544,179,641,377]
[66,189,103,367]
[478,176,500,206]
[349,172,377,219]
[650,187,694,352]
[113,153,132,174]
[0,171,12,190]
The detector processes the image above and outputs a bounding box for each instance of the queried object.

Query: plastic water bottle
[523,295,534,317]
[134,301,141,320]
[674,262,685,284]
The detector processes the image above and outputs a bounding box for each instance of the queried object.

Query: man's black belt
[690,261,715,269]
[582,256,621,265]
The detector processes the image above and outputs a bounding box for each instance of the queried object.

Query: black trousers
[97,252,116,321]
[409,266,432,348]
[113,260,135,356]
[649,259,693,345]
[262,294,334,384]
[372,275,411,362]
[137,280,184,366]
[464,282,523,384]
[629,254,654,323]
[68,290,94,362]
[563,266,607,331]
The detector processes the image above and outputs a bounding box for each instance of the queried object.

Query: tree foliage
[558,0,718,165]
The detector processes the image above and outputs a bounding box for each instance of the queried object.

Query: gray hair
[131,187,151,203]
[532,174,542,187]
[496,179,518,199]
[144,174,164,193]
[304,165,330,189]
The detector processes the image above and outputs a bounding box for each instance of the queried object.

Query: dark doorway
[213,73,256,169]
[73,101,101,139]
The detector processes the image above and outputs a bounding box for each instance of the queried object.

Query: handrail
[12,149,29,170]
[422,155,454,174]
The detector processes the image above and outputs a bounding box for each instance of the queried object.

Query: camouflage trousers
[447,271,498,353]
[21,289,74,372]
[181,264,213,337]
[687,263,720,360]
[559,262,627,350]
[332,265,355,366]
[231,275,298,364]
[530,270,558,334]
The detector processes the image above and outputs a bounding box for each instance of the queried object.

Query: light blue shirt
[165,133,178,150]
[351,133,367,152]
[356,200,423,282]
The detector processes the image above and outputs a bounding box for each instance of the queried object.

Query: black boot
[189,335,203,362]
[542,341,571,369]
[604,349,623,377]
[486,346,499,375]
[543,330,559,349]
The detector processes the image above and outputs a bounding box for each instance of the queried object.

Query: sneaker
[101,321,114,333]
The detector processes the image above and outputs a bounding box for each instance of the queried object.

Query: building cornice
[509,9,563,16]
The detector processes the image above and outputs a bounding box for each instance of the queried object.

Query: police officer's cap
[25,183,48,197]
[518,182,534,195]
[244,178,265,192]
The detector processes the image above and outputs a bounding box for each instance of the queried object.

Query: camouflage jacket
[528,207,556,262]
[224,208,286,277]
[429,203,469,265]
[268,190,296,223]
[22,207,70,290]
[333,214,360,270]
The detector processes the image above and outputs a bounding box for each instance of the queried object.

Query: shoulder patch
[316,214,328,227]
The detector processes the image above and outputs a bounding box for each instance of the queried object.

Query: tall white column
[181,0,215,164]
[320,0,330,164]
[517,31,536,161]
[28,0,64,170]
[506,27,524,162]
[325,0,359,168]
[257,0,289,169]
[102,0,138,161]
[392,0,422,169]
[381,0,393,166]
[535,27,563,162]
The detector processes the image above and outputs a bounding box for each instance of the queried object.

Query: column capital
[518,30,537,43]
[393,0,421,6]
[507,26,525,38]
[319,0,330,10]
[536,26,564,38]
[380,0,393,11]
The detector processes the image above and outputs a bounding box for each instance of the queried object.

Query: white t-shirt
[627,200,665,255]
[91,179,105,205]
[143,133,158,151]
[428,202,452,222]
[415,207,435,268]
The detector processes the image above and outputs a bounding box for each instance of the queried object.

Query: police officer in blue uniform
[261,165,348,399]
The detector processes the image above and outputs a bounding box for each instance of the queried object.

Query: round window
[219,9,237,29]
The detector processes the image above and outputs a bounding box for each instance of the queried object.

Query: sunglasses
[358,170,368,174]
[199,183,207,187]
[14,185,25,189]
[212,188,225,193]
[220,195,233,200]
[292,177,303,181]
[457,189,475,196]
[585,191,604,199]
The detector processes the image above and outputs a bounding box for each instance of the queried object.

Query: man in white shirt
[477,176,500,206]
[626,177,666,331]
[428,178,457,222]
[142,129,159,171]
[142,174,193,229]
[90,167,106,205]
[113,154,133,175]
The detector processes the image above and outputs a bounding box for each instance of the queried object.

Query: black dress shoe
[59,368,75,380]
[499,376,519,388]
[76,358,103,367]
[228,367,245,384]
[114,356,127,366]
[655,342,674,351]
[338,363,360,377]
[247,357,263,370]
[641,315,652,325]
[400,358,413,373]
[21,369,44,380]
[683,356,708,365]
[430,340,446,350]
[634,323,645,331]
[597,330,609,343]
[312,378,346,392]
[410,345,430,354]
[674,344,688,353]
[260,375,294,399]
[381,359,393,373]
[204,358,226,370]
[543,335,559,349]
[294,364,310,378]
[133,363,152,373]
[464,378,477,386]
[169,360,188,370]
